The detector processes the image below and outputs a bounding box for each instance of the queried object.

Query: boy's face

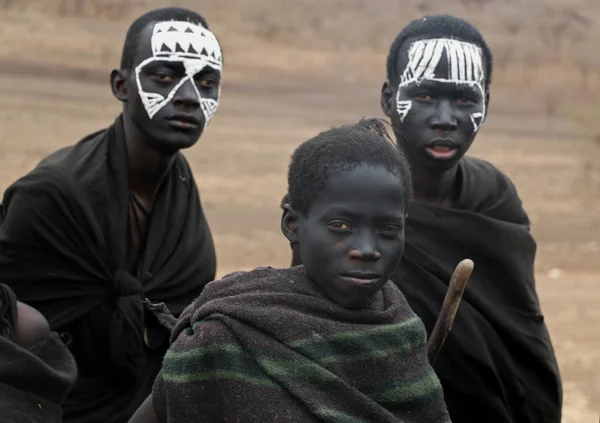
[382,37,487,172]
[295,165,407,309]
[118,20,222,154]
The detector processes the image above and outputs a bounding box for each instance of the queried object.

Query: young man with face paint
[378,14,562,423]
[0,7,221,423]
[284,13,562,423]
[129,119,451,423]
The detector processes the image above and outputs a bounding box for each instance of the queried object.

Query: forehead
[135,20,222,71]
[397,37,484,85]
[309,166,407,217]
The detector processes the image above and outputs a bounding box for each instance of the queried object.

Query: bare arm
[14,301,50,348]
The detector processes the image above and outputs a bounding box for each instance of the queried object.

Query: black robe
[393,156,562,422]
[0,115,216,423]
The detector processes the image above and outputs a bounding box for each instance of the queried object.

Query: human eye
[456,97,475,105]
[413,92,433,101]
[328,220,352,232]
[197,78,218,88]
[455,89,479,105]
[151,73,174,83]
[378,225,402,237]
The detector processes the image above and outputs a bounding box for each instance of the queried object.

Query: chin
[418,150,466,172]
[149,129,203,155]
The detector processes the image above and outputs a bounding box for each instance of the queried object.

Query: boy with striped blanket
[130,118,451,422]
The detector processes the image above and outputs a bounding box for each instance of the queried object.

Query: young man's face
[126,20,222,153]
[383,37,487,172]
[294,165,407,310]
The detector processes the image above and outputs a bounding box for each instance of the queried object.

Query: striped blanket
[152,266,450,422]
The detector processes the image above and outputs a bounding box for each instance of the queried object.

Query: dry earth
[0,1,599,421]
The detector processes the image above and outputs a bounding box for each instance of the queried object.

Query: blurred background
[0,0,598,420]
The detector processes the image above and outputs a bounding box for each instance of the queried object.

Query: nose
[172,78,200,109]
[348,234,382,262]
[429,99,458,132]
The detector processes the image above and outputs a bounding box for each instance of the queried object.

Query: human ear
[281,204,300,245]
[110,69,129,102]
[380,79,396,118]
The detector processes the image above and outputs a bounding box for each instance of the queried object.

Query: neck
[409,161,459,207]
[123,114,175,200]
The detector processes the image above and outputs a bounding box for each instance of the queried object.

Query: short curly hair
[120,7,210,71]
[386,14,493,101]
[287,118,412,216]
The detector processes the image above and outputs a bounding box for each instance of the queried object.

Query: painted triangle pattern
[201,98,219,121]
[139,92,166,119]
[151,20,222,69]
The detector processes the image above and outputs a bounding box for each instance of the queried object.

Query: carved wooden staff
[427,259,474,365]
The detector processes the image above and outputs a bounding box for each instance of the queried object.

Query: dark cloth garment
[0,282,17,339]
[392,156,562,423]
[152,266,451,423]
[0,284,78,423]
[0,115,217,423]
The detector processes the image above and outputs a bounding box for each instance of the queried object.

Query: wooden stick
[427,259,474,365]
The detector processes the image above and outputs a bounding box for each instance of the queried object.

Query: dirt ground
[1,2,599,421]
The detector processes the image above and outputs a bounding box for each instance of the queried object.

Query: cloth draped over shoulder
[393,156,562,423]
[0,283,77,423]
[0,115,216,423]
[152,266,451,423]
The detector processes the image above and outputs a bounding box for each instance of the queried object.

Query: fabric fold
[0,115,216,422]
[153,266,451,423]
[393,156,562,423]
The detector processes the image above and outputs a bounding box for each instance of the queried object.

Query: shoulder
[461,156,516,189]
[459,156,529,225]
[203,266,306,298]
[2,166,73,225]
[37,127,107,170]
[169,267,308,341]
[2,129,110,217]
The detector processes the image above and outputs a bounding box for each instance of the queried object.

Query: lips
[425,139,459,160]
[339,271,382,285]
[166,113,201,130]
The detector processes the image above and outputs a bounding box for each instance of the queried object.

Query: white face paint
[135,21,223,129]
[395,38,486,132]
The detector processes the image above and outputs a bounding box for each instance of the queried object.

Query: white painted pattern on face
[135,21,223,129]
[395,38,486,132]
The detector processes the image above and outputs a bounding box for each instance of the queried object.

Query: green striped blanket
[152,266,451,422]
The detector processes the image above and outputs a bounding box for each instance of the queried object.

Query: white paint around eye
[134,20,223,128]
[395,38,486,132]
